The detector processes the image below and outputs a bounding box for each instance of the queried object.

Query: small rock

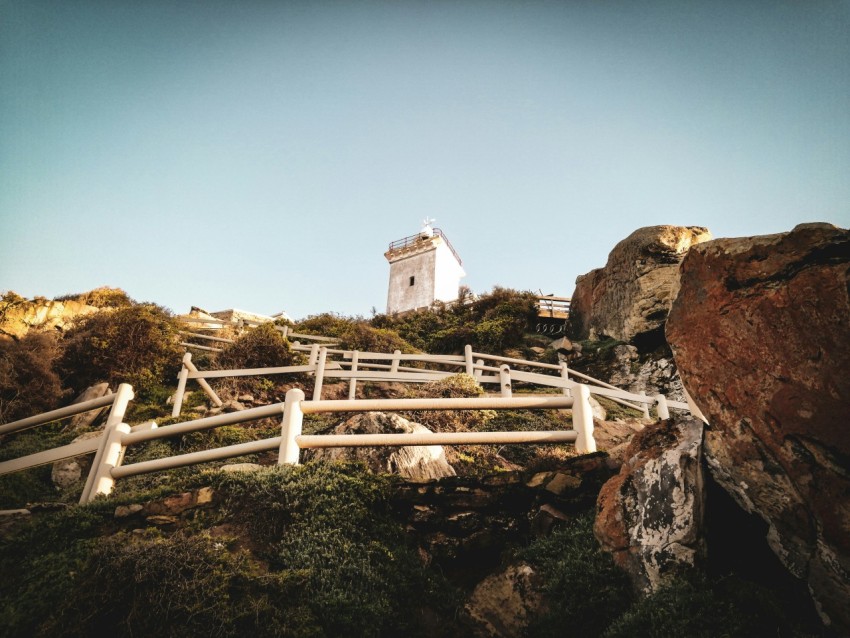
[146,515,179,527]
[465,563,543,638]
[237,394,255,403]
[544,472,581,495]
[195,487,215,505]
[221,400,246,413]
[66,383,111,431]
[115,504,144,518]
[550,336,573,352]
[220,463,263,473]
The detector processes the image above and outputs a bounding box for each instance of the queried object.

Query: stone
[0,296,101,339]
[594,417,706,593]
[588,396,607,421]
[570,225,711,346]
[465,563,544,637]
[195,487,215,505]
[237,394,255,403]
[65,383,112,431]
[666,222,850,631]
[114,504,144,518]
[550,336,573,352]
[220,400,246,413]
[220,463,263,473]
[51,431,102,489]
[308,412,456,482]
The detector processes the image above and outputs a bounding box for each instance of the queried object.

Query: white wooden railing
[1,384,597,504]
[172,343,689,420]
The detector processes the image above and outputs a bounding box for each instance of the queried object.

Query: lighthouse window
[409,276,415,286]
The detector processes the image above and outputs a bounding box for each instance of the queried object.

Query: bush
[0,332,68,423]
[54,287,134,309]
[59,304,182,397]
[296,313,418,353]
[520,510,633,637]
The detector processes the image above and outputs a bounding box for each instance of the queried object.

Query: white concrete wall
[386,247,437,314]
[385,236,465,314]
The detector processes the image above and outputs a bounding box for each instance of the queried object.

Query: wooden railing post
[474,358,485,382]
[655,394,670,420]
[500,365,512,398]
[80,383,134,504]
[349,350,359,400]
[308,343,319,366]
[572,384,596,454]
[390,349,401,374]
[313,347,327,401]
[464,345,474,377]
[560,362,572,397]
[172,352,192,417]
[279,388,305,465]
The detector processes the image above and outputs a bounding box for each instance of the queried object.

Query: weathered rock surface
[65,383,111,431]
[594,417,705,593]
[570,225,711,345]
[464,563,543,637]
[0,296,100,339]
[307,412,457,482]
[606,344,686,403]
[666,222,850,631]
[51,431,102,489]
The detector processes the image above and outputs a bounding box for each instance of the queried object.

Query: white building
[384,221,466,314]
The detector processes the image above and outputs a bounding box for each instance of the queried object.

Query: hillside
[1,223,847,637]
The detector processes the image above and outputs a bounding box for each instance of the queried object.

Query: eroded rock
[308,412,457,482]
[570,225,711,346]
[666,222,850,631]
[465,563,544,637]
[594,417,706,593]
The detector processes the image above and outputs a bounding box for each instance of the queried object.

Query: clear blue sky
[1,1,848,319]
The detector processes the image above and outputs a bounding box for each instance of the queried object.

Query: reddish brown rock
[594,417,705,593]
[570,225,711,345]
[666,222,850,631]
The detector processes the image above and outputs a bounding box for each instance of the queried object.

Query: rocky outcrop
[0,296,100,339]
[307,412,457,482]
[570,226,711,346]
[666,222,850,631]
[65,383,111,431]
[464,563,543,637]
[594,417,706,593]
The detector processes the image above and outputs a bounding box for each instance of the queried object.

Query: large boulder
[65,383,111,431]
[570,226,711,346]
[666,222,850,631]
[594,417,706,593]
[307,411,457,482]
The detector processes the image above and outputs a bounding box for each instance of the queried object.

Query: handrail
[387,228,463,266]
[0,393,117,436]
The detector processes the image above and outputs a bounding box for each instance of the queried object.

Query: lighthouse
[384,220,466,314]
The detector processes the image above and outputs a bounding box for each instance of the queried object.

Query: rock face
[307,412,457,482]
[464,563,543,637]
[666,222,850,631]
[570,226,711,346]
[0,297,100,339]
[594,417,706,593]
[65,383,112,431]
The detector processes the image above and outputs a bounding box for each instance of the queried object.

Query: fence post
[172,352,192,417]
[313,347,327,401]
[474,359,485,382]
[572,384,596,454]
[639,391,651,419]
[500,365,512,398]
[464,345,474,377]
[279,388,305,465]
[183,357,223,407]
[308,343,319,366]
[281,325,289,339]
[390,349,401,374]
[560,362,572,397]
[84,422,131,502]
[655,394,670,420]
[349,350,359,400]
[80,383,135,504]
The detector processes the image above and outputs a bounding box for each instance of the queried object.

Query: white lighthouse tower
[384,220,466,314]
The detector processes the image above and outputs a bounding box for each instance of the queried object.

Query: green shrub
[520,510,633,637]
[0,331,68,423]
[401,373,493,433]
[59,304,182,396]
[296,313,418,353]
[54,287,134,309]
